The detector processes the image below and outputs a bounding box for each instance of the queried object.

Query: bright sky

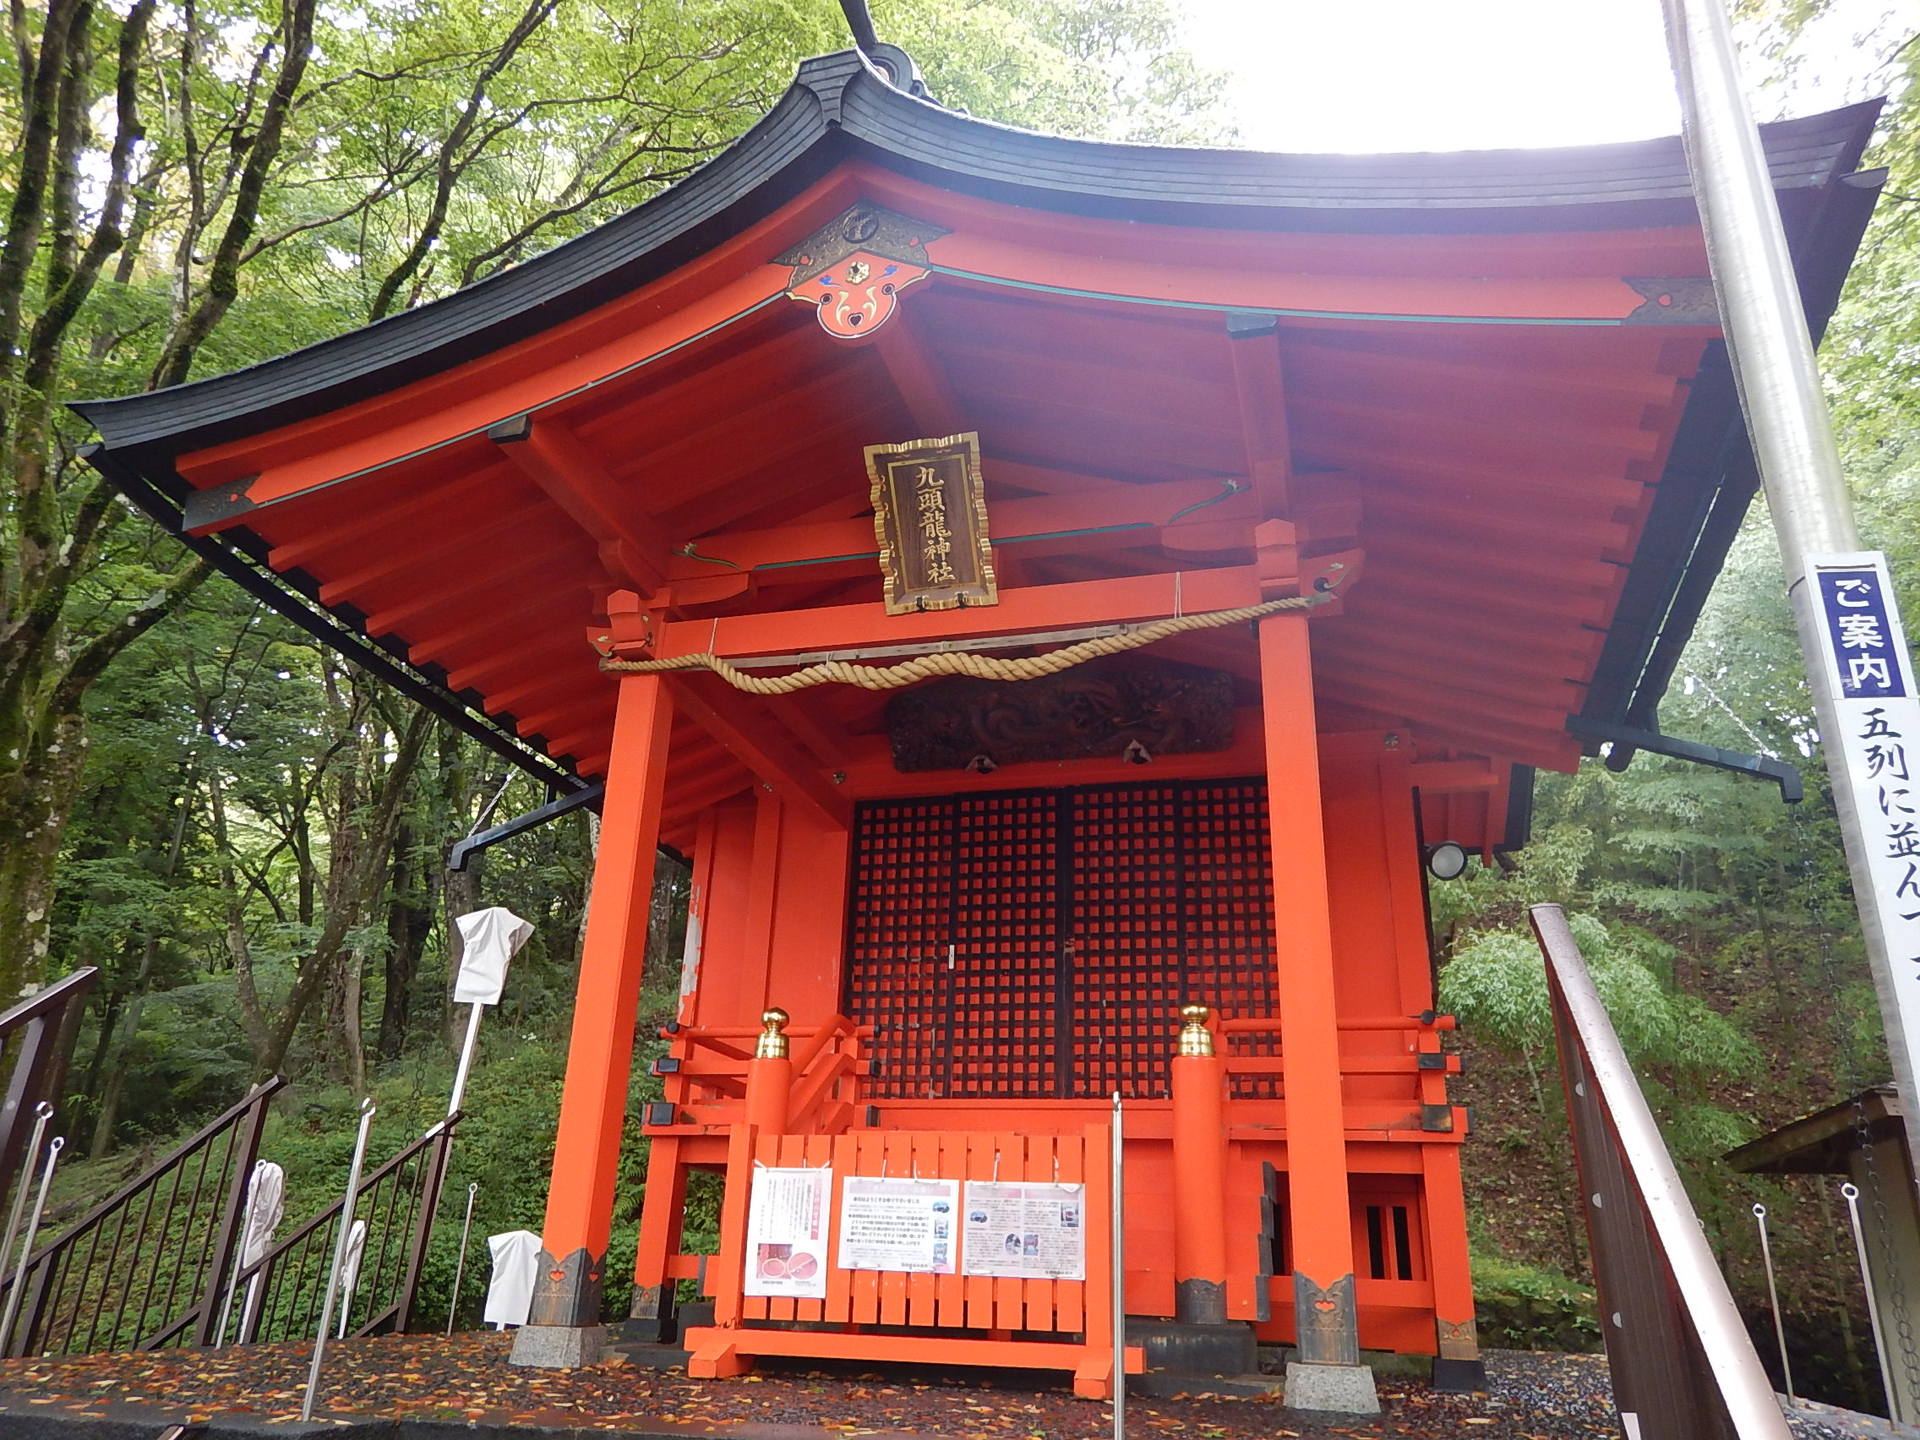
[1177,0,1911,152]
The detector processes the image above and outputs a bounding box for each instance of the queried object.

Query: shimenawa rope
[598,591,1326,695]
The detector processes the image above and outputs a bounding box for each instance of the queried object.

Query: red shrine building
[77,46,1879,1411]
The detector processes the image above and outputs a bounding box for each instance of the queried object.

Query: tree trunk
[256,707,432,1076]
[377,820,428,1062]
[340,946,368,1095]
[0,705,90,998]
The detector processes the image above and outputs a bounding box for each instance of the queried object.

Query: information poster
[837,1176,959,1273]
[961,1181,1086,1280]
[743,1166,831,1298]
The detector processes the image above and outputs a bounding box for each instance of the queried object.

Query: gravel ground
[0,1334,1907,1438]
[1482,1349,1910,1440]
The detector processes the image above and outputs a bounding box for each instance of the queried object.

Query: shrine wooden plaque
[865,432,997,614]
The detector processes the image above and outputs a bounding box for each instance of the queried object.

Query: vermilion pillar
[1256,613,1372,1402]
[1170,1004,1230,1324]
[513,672,673,1365]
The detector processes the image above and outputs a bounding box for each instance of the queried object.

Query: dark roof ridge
[72,46,1881,459]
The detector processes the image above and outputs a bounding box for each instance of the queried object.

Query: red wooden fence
[683,1123,1143,1398]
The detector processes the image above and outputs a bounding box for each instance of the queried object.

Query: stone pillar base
[1283,1361,1380,1414]
[1432,1355,1488,1392]
[508,1323,607,1368]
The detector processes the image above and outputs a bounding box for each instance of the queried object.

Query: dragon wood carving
[885,657,1235,773]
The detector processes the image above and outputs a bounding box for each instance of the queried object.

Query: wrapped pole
[304,1099,376,1422]
[448,907,532,1117]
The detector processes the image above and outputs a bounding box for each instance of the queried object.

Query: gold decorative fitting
[756,1007,790,1059]
[1177,1003,1214,1057]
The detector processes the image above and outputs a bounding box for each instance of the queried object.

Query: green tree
[1,0,1230,1005]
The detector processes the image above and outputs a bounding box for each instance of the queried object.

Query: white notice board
[961,1180,1086,1280]
[743,1166,831,1298]
[837,1176,958,1273]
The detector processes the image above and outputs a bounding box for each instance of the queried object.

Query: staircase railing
[0,968,99,1220]
[1531,903,1789,1440]
[217,1113,459,1347]
[0,1075,282,1358]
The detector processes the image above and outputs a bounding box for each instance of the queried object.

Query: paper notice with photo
[837,1176,958,1274]
[743,1166,831,1298]
[961,1180,1086,1281]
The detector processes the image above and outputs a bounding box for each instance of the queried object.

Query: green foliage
[1442,914,1758,1083]
[1469,1253,1600,1353]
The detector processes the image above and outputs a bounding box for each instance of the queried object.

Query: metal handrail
[1531,903,1790,1439]
[0,1075,281,1356]
[0,968,99,1220]
[219,1114,459,1346]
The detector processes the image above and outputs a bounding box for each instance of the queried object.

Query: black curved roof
[73,49,1886,802]
[74,49,1881,461]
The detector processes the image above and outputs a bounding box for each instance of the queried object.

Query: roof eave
[71,50,1883,463]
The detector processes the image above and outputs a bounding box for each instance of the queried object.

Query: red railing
[651,1015,870,1133]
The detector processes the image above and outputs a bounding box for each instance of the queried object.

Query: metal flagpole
[1841,1182,1898,1412]
[1111,1091,1125,1440]
[304,1098,376,1423]
[1658,0,1920,1174]
[448,1001,485,1117]
[0,1102,53,1314]
[1751,1203,1797,1406]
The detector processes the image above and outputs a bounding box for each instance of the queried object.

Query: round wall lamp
[1424,841,1471,881]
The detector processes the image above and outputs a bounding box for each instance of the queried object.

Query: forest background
[0,0,1914,1408]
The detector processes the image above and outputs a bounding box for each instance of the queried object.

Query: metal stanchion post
[447,1182,479,1337]
[0,1103,53,1310]
[0,1134,63,1355]
[1112,1091,1125,1440]
[1751,1203,1797,1406]
[1842,1181,1897,1416]
[303,1099,377,1423]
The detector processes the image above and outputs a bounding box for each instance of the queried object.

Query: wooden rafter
[264,469,497,570]
[869,305,967,436]
[666,678,850,830]
[490,415,673,594]
[362,546,565,640]
[672,476,1253,581]
[1226,314,1292,517]
[317,499,548,605]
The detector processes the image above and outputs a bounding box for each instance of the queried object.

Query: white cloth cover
[240,1162,285,1267]
[335,1218,368,1337]
[485,1229,542,1328]
[453,907,533,1006]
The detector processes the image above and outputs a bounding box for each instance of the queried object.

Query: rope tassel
[599,593,1326,694]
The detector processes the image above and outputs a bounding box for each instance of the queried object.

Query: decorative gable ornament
[776,204,948,338]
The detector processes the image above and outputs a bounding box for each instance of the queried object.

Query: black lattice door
[845,778,1276,1100]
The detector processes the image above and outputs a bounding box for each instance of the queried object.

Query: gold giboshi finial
[1177,1003,1214,1057]
[756,1007,790,1059]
